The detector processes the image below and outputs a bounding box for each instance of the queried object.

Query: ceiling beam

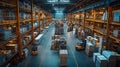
[74,0,116,13]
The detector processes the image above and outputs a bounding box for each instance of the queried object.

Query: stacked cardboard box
[93,53,101,63]
[59,50,68,67]
[95,55,108,67]
[102,50,120,67]
[94,50,120,67]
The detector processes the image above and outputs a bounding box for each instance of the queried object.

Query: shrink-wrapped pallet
[85,42,94,56]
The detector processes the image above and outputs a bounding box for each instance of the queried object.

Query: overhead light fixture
[47,0,58,2]
[47,0,69,2]
[59,0,69,2]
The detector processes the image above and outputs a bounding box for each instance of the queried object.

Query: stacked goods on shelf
[0,1,17,65]
[0,0,53,66]
[24,35,31,45]
[20,27,27,34]
[0,50,12,66]
[0,29,12,40]
[0,8,16,24]
[108,6,120,52]
[0,39,17,66]
[112,28,120,38]
[6,40,17,53]
[0,9,3,22]
[113,11,120,22]
[66,4,120,52]
[110,11,120,38]
[20,12,31,20]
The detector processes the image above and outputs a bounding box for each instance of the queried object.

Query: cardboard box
[96,55,108,67]
[59,50,68,67]
[93,53,101,63]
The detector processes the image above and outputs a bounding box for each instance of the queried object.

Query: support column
[93,8,96,35]
[31,0,34,43]
[83,11,86,37]
[42,11,44,28]
[38,7,41,34]
[106,6,113,49]
[16,0,23,57]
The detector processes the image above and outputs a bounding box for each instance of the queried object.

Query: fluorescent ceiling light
[47,0,58,2]
[47,0,69,2]
[60,0,69,2]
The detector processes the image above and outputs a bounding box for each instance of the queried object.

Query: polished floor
[17,23,95,67]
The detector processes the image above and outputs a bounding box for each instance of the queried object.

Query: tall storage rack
[0,0,17,66]
[66,0,120,50]
[0,0,52,66]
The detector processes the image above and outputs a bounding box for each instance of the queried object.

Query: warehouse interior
[0,0,120,67]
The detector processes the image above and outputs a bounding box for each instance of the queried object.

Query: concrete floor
[17,23,95,67]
